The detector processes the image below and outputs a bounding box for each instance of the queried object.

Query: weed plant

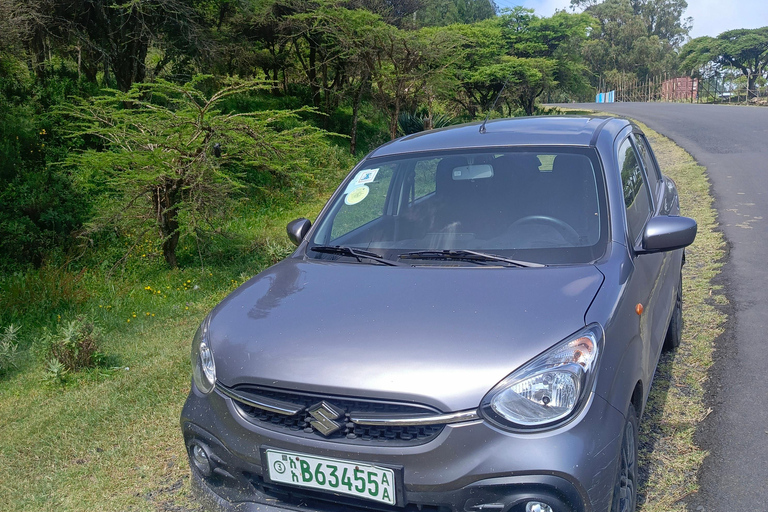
[41,317,103,372]
[0,324,20,374]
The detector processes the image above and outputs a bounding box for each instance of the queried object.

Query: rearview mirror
[639,216,697,253]
[452,164,493,181]
[286,218,311,247]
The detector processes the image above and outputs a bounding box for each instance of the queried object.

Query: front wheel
[611,403,638,512]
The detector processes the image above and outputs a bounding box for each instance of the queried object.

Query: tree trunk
[521,96,532,116]
[748,74,757,99]
[272,68,279,95]
[162,229,180,269]
[308,39,320,108]
[350,75,368,155]
[153,180,182,268]
[390,92,401,140]
[113,33,149,92]
[28,27,47,79]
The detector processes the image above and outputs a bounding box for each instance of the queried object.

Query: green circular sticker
[345,185,369,205]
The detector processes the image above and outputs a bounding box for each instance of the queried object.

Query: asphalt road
[561,102,768,510]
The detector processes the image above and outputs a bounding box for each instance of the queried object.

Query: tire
[611,403,639,512]
[663,272,683,352]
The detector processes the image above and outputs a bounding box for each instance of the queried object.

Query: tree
[440,20,506,117]
[497,8,593,113]
[633,0,691,47]
[347,0,423,27]
[283,2,390,149]
[63,77,336,268]
[465,57,556,116]
[436,8,593,116]
[415,0,497,27]
[572,0,690,45]
[680,27,768,98]
[21,0,214,90]
[573,0,689,83]
[371,25,465,138]
[0,0,30,57]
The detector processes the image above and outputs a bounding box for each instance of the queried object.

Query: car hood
[209,258,604,412]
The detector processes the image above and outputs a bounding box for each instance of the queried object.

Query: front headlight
[191,316,216,394]
[481,324,603,430]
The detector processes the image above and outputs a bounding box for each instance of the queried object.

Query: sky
[493,0,768,38]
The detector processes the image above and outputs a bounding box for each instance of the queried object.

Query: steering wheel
[508,215,581,245]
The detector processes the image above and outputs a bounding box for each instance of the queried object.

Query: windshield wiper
[309,245,404,267]
[398,249,545,268]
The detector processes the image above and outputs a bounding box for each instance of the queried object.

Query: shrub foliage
[41,317,102,372]
[63,76,337,268]
[0,324,20,375]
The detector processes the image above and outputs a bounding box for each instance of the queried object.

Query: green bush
[398,110,458,136]
[0,58,92,271]
[0,324,20,374]
[40,317,103,372]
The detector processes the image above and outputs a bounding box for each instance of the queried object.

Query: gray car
[181,116,696,512]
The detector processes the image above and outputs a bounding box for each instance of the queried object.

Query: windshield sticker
[345,185,369,205]
[353,168,379,185]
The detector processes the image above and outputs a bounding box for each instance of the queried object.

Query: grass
[0,187,337,511]
[0,120,726,511]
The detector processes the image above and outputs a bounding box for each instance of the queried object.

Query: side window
[412,158,438,200]
[633,134,660,193]
[618,138,652,244]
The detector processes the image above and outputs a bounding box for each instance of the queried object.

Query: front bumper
[181,386,625,512]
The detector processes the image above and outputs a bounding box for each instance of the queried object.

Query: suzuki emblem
[306,401,345,436]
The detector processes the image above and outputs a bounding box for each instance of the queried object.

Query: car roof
[368,116,632,158]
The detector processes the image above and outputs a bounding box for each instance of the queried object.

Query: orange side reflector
[635,303,644,316]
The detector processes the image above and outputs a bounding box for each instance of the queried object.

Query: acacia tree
[370,26,465,139]
[681,27,768,98]
[466,8,593,114]
[441,20,506,117]
[64,77,335,268]
[283,4,390,150]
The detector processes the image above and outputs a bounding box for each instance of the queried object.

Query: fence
[595,73,767,105]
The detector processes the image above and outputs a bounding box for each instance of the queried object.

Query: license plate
[264,448,396,505]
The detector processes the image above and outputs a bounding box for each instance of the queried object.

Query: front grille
[246,472,452,512]
[226,385,447,445]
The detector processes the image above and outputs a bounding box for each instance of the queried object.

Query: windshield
[310,147,608,265]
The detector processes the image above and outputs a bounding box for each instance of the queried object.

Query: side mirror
[286,218,311,247]
[639,216,697,253]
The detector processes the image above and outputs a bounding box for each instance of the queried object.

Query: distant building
[662,77,698,101]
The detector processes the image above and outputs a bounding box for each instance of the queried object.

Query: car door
[617,135,669,380]
[632,133,680,351]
